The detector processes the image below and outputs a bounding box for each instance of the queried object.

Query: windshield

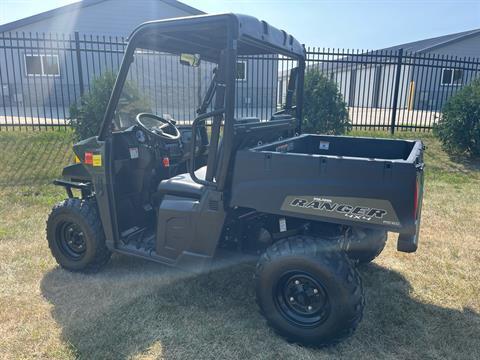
[113,48,217,131]
[112,47,299,131]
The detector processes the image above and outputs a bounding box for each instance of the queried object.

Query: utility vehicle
[47,13,425,346]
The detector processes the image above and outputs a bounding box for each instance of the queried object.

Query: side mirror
[180,53,201,67]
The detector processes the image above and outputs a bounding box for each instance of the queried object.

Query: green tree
[302,69,351,134]
[434,79,480,157]
[69,72,149,140]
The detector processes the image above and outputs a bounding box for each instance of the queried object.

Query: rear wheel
[46,198,111,273]
[255,236,364,346]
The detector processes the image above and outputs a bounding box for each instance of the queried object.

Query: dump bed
[230,134,424,251]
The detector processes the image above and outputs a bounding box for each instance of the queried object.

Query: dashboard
[112,124,208,168]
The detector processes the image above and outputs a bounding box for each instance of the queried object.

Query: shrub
[434,79,480,157]
[69,72,115,140]
[302,69,350,134]
[69,72,149,140]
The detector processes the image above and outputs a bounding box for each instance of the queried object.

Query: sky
[0,0,479,49]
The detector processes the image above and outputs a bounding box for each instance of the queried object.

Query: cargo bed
[230,134,424,250]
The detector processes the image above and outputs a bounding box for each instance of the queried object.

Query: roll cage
[99,13,306,191]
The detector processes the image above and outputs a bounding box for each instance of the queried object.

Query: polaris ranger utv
[47,13,424,346]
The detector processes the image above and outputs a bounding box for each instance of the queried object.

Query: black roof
[0,0,204,33]
[130,13,305,60]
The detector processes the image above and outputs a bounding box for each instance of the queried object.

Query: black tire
[46,198,111,273]
[255,236,364,346]
[345,228,387,264]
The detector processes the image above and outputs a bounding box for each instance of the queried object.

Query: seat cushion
[157,166,207,198]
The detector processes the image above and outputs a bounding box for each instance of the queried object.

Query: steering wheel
[135,113,181,140]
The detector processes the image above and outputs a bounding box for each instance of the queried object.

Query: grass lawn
[0,129,479,359]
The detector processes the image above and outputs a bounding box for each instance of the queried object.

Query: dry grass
[0,130,479,360]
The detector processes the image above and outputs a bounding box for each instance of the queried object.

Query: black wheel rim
[274,271,330,327]
[56,221,86,260]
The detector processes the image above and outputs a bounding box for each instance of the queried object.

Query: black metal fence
[0,31,479,132]
[307,47,480,132]
[0,32,126,130]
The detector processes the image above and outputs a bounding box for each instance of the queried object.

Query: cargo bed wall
[259,134,417,160]
[230,141,419,234]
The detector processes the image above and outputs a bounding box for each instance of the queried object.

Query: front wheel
[255,236,364,346]
[46,198,111,273]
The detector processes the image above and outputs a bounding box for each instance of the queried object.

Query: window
[25,56,42,75]
[236,61,247,81]
[441,68,463,86]
[24,54,60,76]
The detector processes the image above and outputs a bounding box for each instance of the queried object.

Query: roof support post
[215,24,237,191]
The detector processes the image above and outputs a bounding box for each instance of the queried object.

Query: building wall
[320,38,480,112]
[310,34,480,113]
[0,1,280,121]
[409,35,480,110]
[0,0,202,118]
[0,34,279,121]
[327,64,411,109]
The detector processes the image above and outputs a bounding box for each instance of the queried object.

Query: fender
[62,163,91,182]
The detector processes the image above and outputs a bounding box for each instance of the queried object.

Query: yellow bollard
[408,80,415,111]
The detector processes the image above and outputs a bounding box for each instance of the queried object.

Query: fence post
[390,48,403,134]
[74,32,85,97]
